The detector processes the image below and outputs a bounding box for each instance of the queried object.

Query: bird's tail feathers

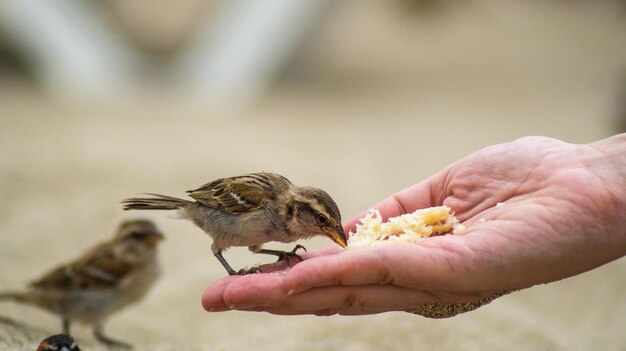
[0,291,30,303]
[122,194,192,211]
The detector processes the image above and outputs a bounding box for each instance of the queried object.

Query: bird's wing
[187,173,291,214]
[30,243,133,291]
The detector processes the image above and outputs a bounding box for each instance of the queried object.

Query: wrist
[585,133,626,232]
[588,133,626,197]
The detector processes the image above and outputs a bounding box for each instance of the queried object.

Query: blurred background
[0,0,625,349]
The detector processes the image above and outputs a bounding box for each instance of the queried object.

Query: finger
[212,284,500,316]
[242,244,434,296]
[202,276,242,310]
[215,272,288,309]
[204,238,487,311]
[282,244,420,295]
[233,287,503,316]
[282,246,397,295]
[237,305,404,316]
[228,284,441,312]
[202,245,347,309]
[344,174,443,233]
[282,237,484,295]
[228,306,383,315]
[300,245,345,258]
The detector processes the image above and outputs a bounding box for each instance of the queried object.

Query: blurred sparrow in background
[0,219,164,349]
[122,172,346,275]
[37,334,81,351]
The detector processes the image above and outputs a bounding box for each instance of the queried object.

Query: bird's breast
[190,206,290,250]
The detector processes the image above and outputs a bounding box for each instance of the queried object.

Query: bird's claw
[236,267,262,275]
[275,245,307,263]
[291,244,307,254]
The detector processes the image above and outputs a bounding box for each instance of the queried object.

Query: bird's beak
[148,231,165,246]
[323,225,347,248]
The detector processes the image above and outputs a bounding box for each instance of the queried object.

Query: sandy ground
[1,1,625,350]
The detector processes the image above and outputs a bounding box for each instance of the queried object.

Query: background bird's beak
[148,231,165,246]
[323,226,347,248]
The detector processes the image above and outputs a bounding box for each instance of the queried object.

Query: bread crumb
[347,206,464,248]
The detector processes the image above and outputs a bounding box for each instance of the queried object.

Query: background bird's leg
[94,321,132,349]
[248,245,306,263]
[62,317,70,334]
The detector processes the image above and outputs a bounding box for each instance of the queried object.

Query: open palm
[202,136,625,316]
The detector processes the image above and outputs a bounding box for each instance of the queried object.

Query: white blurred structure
[0,0,141,99]
[177,0,330,103]
[0,0,330,103]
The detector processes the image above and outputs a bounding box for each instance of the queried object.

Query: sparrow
[121,172,346,275]
[37,334,81,351]
[0,219,164,349]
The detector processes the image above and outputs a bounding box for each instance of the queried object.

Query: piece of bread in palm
[347,206,464,248]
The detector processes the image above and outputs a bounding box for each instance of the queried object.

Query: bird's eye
[129,232,145,240]
[317,214,329,224]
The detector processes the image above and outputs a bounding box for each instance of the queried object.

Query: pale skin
[202,134,626,316]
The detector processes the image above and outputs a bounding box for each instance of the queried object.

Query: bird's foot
[290,244,307,258]
[275,245,307,263]
[235,267,262,275]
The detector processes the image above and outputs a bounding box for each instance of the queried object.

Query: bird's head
[116,219,165,247]
[37,334,81,351]
[113,219,165,263]
[287,187,347,248]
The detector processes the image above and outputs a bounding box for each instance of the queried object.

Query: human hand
[202,135,626,316]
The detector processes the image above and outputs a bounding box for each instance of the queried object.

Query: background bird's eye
[317,214,329,224]
[129,231,145,240]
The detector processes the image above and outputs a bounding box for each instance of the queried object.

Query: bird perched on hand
[37,334,81,351]
[0,219,164,349]
[122,172,346,275]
